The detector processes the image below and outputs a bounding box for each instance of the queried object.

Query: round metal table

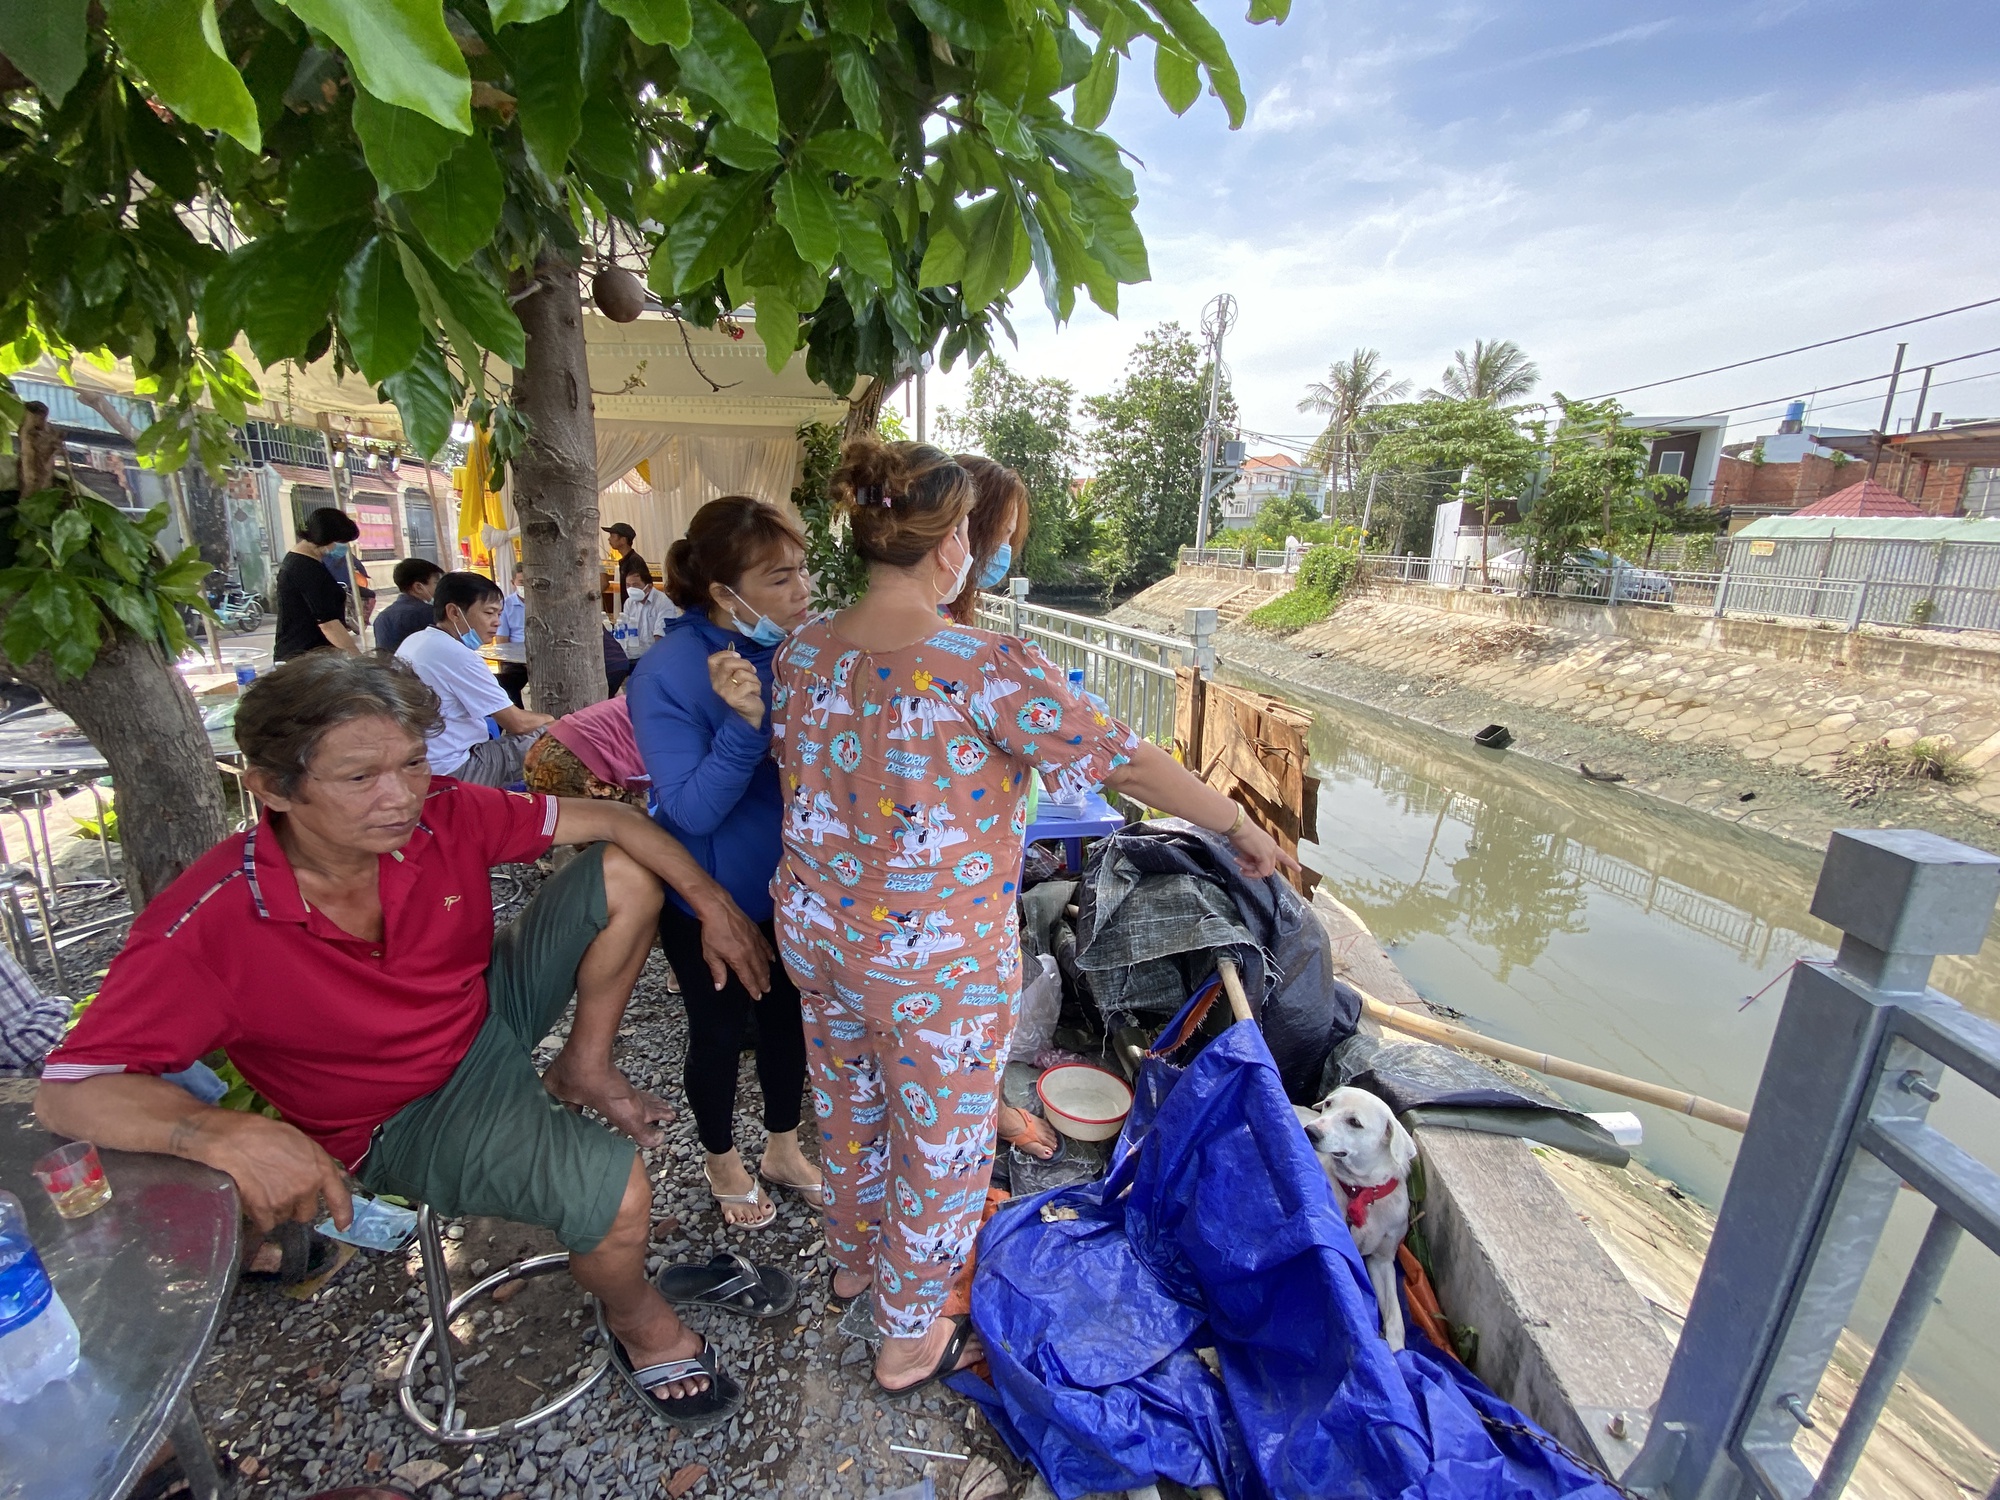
[0,1087,239,1500]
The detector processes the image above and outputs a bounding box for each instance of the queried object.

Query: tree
[0,0,1287,898]
[937,357,1090,584]
[1517,396,1688,573]
[1297,347,1408,498]
[1426,338,1539,407]
[1084,322,1231,592]
[1239,489,1323,551]
[1363,398,1537,581]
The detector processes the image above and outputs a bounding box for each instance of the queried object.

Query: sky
[919,0,2000,468]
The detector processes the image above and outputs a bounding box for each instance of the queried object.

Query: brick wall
[1713,452,1863,508]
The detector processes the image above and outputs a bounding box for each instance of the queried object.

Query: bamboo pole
[1217,957,1254,1024]
[1357,989,1750,1132]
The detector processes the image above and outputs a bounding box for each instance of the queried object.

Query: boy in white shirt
[396,572,552,785]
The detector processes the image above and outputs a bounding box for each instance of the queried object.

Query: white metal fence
[975,587,1209,747]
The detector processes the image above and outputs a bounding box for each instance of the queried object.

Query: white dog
[1297,1086,1418,1351]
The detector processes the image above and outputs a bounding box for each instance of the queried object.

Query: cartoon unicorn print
[915,1013,998,1076]
[886,802,968,867]
[788,786,851,845]
[886,687,964,742]
[781,880,836,932]
[915,1126,989,1179]
[876,908,965,969]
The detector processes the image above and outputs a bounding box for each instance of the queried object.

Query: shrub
[1244,540,1362,633]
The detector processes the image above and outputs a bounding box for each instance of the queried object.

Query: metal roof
[1734,514,2000,542]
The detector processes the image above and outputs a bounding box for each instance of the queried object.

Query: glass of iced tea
[33,1141,112,1219]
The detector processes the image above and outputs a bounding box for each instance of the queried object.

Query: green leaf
[1036,120,1135,199]
[352,86,461,194]
[977,93,1036,159]
[1054,26,1092,88]
[600,0,691,46]
[917,224,965,289]
[124,86,203,200]
[1074,178,1148,282]
[1153,42,1199,115]
[104,0,262,150]
[284,152,377,231]
[574,94,643,180]
[709,123,781,171]
[379,333,455,457]
[649,172,766,294]
[1140,0,1245,126]
[675,0,779,142]
[959,192,1021,313]
[1247,0,1289,19]
[238,224,366,364]
[905,0,1011,50]
[830,37,881,137]
[47,511,91,566]
[832,199,896,286]
[510,5,586,178]
[774,167,841,271]
[338,236,423,382]
[802,130,898,181]
[283,0,472,132]
[823,0,873,38]
[0,0,89,104]
[753,290,799,373]
[402,135,506,267]
[491,0,570,22]
[410,243,527,366]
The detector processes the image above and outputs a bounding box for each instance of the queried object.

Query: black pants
[656,902,805,1155]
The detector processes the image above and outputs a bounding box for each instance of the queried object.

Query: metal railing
[1177,546,1246,569]
[975,581,1211,747]
[1625,828,2000,1500]
[239,420,332,470]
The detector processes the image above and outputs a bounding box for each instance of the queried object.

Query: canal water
[1278,684,2000,1446]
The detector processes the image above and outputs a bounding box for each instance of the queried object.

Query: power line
[1579,295,2000,402]
[1675,344,2000,422]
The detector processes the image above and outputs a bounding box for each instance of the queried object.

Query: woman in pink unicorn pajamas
[771,435,1298,1395]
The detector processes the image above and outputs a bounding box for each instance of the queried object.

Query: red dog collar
[1345,1177,1400,1228]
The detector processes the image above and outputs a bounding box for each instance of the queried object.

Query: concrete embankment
[1124,567,2000,851]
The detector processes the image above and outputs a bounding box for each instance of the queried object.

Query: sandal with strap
[876,1313,977,1399]
[655,1251,798,1320]
[596,1305,743,1432]
[704,1164,776,1230]
[757,1167,823,1202]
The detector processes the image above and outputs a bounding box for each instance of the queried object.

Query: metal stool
[397,1205,608,1443]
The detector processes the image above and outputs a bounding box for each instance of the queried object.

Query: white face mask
[938,533,973,601]
[627,586,646,602]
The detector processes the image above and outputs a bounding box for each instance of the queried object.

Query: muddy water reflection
[1286,689,2000,1443]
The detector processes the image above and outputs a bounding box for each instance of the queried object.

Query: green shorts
[357,845,637,1253]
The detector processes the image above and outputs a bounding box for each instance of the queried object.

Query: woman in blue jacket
[629,496,816,1228]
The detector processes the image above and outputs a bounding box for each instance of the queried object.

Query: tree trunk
[844,376,887,444]
[10,631,229,909]
[511,255,607,719]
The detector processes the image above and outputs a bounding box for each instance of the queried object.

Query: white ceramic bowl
[1035,1064,1134,1143]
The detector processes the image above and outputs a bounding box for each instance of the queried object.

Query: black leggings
[656,903,806,1155]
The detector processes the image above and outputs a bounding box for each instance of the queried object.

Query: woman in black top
[273,509,363,660]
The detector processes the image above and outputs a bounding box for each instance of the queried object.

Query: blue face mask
[327,542,349,559]
[724,587,789,648]
[460,630,481,649]
[976,544,1012,589]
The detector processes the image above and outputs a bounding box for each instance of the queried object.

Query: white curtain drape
[593,424,803,563]
[595,423,669,496]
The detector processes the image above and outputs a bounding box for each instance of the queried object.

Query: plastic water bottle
[0,1191,79,1403]
[1066,667,1109,714]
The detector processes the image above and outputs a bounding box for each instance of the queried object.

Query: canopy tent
[32,309,854,566]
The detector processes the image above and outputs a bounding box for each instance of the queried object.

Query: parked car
[1482,547,1674,603]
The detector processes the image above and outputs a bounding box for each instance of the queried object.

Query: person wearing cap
[604,523,650,594]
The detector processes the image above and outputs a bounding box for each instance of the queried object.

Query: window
[1966,468,2000,519]
[1656,450,1686,477]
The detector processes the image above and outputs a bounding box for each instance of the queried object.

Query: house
[1216,452,1327,529]
[1622,413,1730,508]
[1812,419,2000,518]
[1788,479,1924,520]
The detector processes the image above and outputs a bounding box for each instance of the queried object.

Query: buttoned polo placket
[246,815,439,968]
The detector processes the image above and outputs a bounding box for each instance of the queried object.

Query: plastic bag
[1013,952,1063,1061]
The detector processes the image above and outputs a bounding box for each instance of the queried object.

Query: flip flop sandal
[757,1168,824,1202]
[997,1104,1060,1161]
[704,1166,777,1230]
[596,1305,743,1433]
[241,1222,340,1286]
[875,1313,976,1399]
[655,1251,798,1320]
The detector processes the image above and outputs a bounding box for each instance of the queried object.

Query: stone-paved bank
[1123,573,2000,852]
[187,868,1042,1500]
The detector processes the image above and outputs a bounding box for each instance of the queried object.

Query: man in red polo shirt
[37,652,773,1424]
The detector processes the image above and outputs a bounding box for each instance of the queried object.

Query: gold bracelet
[1224,802,1246,838]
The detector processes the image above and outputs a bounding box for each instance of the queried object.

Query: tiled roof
[1792,479,1925,519]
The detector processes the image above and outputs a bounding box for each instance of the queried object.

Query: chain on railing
[974,582,1210,747]
[1623,829,2000,1500]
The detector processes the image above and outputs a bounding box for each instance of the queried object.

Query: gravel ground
[180,865,1042,1500]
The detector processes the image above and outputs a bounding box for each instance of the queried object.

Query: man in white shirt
[619,572,678,655]
[396,572,552,786]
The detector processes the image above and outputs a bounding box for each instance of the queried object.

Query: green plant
[1243,584,1336,633]
[0,487,209,678]
[1244,536,1360,633]
[936,357,1093,586]
[791,420,864,610]
[1909,597,1937,626]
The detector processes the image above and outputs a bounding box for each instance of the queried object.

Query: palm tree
[1298,348,1411,501]
[1426,338,1539,407]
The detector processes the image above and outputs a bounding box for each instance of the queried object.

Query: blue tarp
[958,1018,1622,1500]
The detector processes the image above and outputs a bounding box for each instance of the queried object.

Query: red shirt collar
[245,809,436,929]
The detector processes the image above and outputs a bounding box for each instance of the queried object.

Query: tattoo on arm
[167,1113,206,1158]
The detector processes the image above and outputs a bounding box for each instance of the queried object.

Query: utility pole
[916,367,927,444]
[1868,341,1907,480]
[1359,470,1379,545]
[1191,292,1237,554]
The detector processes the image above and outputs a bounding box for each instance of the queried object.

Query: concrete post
[1181,607,1217,678]
[1007,575,1028,636]
[1844,579,1869,633]
[1625,830,2000,1500]
[1712,569,1732,619]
